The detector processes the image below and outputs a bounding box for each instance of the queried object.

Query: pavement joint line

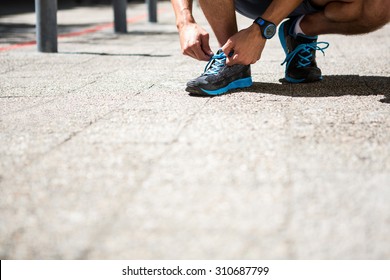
[1,100,129,176]
[68,79,100,94]
[1,97,58,117]
[1,82,163,173]
[1,73,155,118]
[0,62,33,75]
[1,77,101,117]
[171,98,213,143]
[0,96,25,99]
[0,7,169,53]
[67,56,97,68]
[59,52,171,58]
[135,83,155,95]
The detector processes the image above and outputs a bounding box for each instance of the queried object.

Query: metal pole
[113,0,127,33]
[35,0,58,53]
[146,0,157,23]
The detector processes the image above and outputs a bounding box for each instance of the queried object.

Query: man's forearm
[171,0,196,29]
[261,0,304,25]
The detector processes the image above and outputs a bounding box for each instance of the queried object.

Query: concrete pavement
[0,1,389,259]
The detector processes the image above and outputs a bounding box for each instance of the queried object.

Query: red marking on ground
[0,41,37,52]
[0,9,167,52]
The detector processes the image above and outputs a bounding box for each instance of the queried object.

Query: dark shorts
[234,0,322,19]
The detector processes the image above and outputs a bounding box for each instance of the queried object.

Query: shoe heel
[233,77,253,88]
[201,77,253,95]
[278,22,289,55]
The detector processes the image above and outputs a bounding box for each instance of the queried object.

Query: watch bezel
[254,17,277,39]
[263,24,276,39]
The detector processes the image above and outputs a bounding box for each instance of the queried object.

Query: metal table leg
[113,0,127,33]
[35,0,58,53]
[147,0,157,23]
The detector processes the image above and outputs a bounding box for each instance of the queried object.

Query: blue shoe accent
[285,74,323,84]
[279,21,289,55]
[186,49,252,96]
[279,20,319,56]
[203,51,226,76]
[285,76,305,83]
[201,77,253,95]
[278,19,329,83]
[281,41,329,69]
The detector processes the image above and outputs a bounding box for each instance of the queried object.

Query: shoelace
[203,51,226,75]
[282,41,329,68]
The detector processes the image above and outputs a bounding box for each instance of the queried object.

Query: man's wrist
[249,23,266,43]
[176,8,196,30]
[253,17,277,39]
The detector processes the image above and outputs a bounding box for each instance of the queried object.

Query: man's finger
[194,48,211,61]
[226,53,240,66]
[183,48,196,59]
[189,40,211,61]
[222,40,237,65]
[184,42,209,61]
[183,46,202,61]
[200,34,214,57]
[221,40,234,57]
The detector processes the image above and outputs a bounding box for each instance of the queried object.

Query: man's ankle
[292,15,306,37]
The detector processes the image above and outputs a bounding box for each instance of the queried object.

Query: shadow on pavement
[249,75,390,102]
[186,75,390,101]
[0,23,107,44]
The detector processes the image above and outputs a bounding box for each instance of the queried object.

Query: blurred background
[0,1,147,16]
[0,0,172,50]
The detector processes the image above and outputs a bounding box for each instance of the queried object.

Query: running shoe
[186,49,252,96]
[279,17,329,83]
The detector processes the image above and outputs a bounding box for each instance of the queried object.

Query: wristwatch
[254,17,277,39]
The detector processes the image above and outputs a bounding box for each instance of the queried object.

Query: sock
[293,15,306,37]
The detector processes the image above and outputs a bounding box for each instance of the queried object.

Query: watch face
[264,25,276,39]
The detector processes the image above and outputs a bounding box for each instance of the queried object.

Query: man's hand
[179,23,214,61]
[222,24,266,66]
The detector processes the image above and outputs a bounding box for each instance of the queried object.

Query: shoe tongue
[295,33,318,44]
[203,50,226,75]
[215,49,228,58]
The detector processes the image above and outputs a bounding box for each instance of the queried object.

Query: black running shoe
[186,49,252,96]
[279,17,329,83]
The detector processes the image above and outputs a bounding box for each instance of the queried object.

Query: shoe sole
[285,75,322,83]
[278,21,323,84]
[186,77,253,96]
